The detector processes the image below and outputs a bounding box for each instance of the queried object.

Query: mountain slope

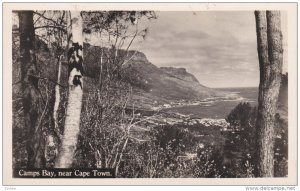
[82,43,228,108]
[122,51,222,103]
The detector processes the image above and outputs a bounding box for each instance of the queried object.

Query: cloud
[133,11,286,88]
[83,11,286,87]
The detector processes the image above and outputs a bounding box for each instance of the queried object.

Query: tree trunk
[55,11,84,168]
[18,11,43,168]
[255,10,283,177]
[43,55,63,168]
[99,48,103,90]
[53,55,62,136]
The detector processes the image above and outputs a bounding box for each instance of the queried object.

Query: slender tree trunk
[44,55,63,167]
[114,137,129,176]
[53,55,62,135]
[99,48,103,90]
[255,10,283,177]
[55,11,84,168]
[18,11,43,168]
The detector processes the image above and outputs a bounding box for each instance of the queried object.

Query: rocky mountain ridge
[122,50,223,105]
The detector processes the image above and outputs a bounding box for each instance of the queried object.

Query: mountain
[121,51,224,105]
[82,43,230,108]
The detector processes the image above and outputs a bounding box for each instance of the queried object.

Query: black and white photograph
[2,2,297,186]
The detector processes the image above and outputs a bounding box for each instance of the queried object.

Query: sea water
[165,87,258,119]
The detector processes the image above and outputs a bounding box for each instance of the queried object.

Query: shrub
[224,102,287,177]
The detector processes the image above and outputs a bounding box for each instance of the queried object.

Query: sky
[13,11,287,88]
[131,11,288,88]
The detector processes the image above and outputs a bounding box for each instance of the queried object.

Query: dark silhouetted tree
[18,11,43,167]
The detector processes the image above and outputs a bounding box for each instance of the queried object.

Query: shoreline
[151,94,247,111]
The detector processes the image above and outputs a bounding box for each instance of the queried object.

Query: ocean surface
[165,87,259,119]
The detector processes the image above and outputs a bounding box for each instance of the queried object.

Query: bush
[224,102,287,177]
[117,125,197,178]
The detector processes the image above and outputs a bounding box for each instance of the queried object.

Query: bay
[164,87,258,119]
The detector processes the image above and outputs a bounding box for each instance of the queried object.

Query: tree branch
[34,25,67,33]
[33,11,62,26]
[33,11,46,25]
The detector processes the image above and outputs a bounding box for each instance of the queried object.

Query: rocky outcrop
[123,51,221,101]
[160,67,200,84]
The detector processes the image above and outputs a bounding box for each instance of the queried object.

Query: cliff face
[160,67,200,84]
[123,51,219,101]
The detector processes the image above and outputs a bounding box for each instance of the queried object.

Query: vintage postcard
[2,2,297,186]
